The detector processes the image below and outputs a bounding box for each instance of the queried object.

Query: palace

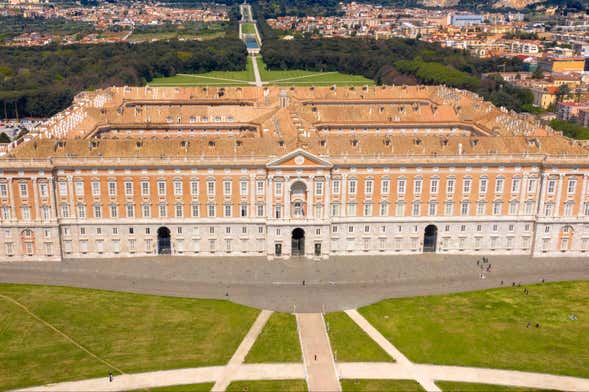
[1,85,589,261]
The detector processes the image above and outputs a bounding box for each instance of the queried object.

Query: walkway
[1,254,588,312]
[251,55,263,87]
[212,309,273,391]
[296,313,341,391]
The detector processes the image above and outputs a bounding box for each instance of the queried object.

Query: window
[124,180,133,196]
[207,203,216,217]
[93,204,102,219]
[463,178,472,193]
[314,204,323,218]
[191,204,199,217]
[445,202,454,216]
[256,180,264,195]
[174,180,183,196]
[126,203,134,218]
[348,179,357,195]
[509,201,518,215]
[240,203,248,217]
[91,181,100,196]
[42,205,51,220]
[21,206,31,220]
[59,181,68,197]
[430,178,439,194]
[564,202,574,217]
[176,203,183,218]
[274,205,282,219]
[315,181,324,196]
[256,204,264,217]
[428,202,437,216]
[142,204,151,218]
[240,180,248,196]
[446,178,455,194]
[395,202,405,217]
[412,202,420,216]
[414,178,422,194]
[364,180,373,195]
[331,203,340,217]
[379,202,388,216]
[0,183,7,198]
[567,179,577,194]
[347,203,357,217]
[584,201,589,216]
[493,201,502,215]
[479,177,488,194]
[527,178,537,193]
[274,181,282,196]
[381,179,390,194]
[511,178,521,193]
[495,177,504,193]
[108,180,117,197]
[60,203,70,218]
[159,203,167,218]
[363,203,372,216]
[207,180,215,196]
[224,204,232,217]
[73,181,83,197]
[525,200,534,215]
[398,178,406,194]
[190,180,199,196]
[224,180,232,196]
[141,180,150,196]
[77,204,85,219]
[460,201,469,216]
[547,179,556,195]
[477,201,485,216]
[332,180,340,194]
[544,202,553,216]
[39,183,49,198]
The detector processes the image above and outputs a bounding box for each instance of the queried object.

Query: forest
[261,38,534,111]
[0,38,247,118]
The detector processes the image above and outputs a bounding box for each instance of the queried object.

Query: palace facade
[1,85,589,261]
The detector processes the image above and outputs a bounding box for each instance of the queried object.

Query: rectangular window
[275,181,282,196]
[428,202,437,216]
[93,204,102,218]
[347,203,357,217]
[414,179,422,194]
[363,203,372,217]
[240,180,248,196]
[159,203,167,218]
[511,178,521,193]
[395,202,405,217]
[21,206,31,220]
[240,203,248,217]
[379,202,388,217]
[190,180,199,196]
[142,204,151,218]
[547,179,556,195]
[191,204,199,217]
[125,181,133,196]
[398,179,406,194]
[332,180,340,194]
[528,178,537,193]
[74,181,84,197]
[174,180,183,196]
[330,203,340,217]
[544,202,552,216]
[349,179,357,195]
[493,202,502,215]
[430,179,439,194]
[274,205,282,219]
[477,202,485,216]
[445,202,454,216]
[364,180,373,195]
[564,202,574,216]
[59,181,68,197]
[224,204,232,217]
[39,182,49,198]
[463,178,472,193]
[495,178,504,193]
[461,202,469,216]
[412,202,420,216]
[61,204,70,218]
[567,179,577,194]
[256,180,264,195]
[584,201,589,216]
[91,181,100,196]
[108,181,117,197]
[479,178,488,194]
[224,180,232,196]
[126,204,134,218]
[0,183,7,198]
[446,178,455,194]
[141,181,150,196]
[208,204,216,217]
[76,205,85,219]
[381,179,389,194]
[509,201,518,215]
[207,180,215,196]
[257,204,264,217]
[176,203,183,218]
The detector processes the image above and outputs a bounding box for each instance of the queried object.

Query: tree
[532,67,544,79]
[556,84,571,103]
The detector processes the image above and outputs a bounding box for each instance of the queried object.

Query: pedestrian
[536,323,540,328]
[314,354,317,361]
[302,280,305,286]
[108,371,113,382]
[542,278,545,283]
[500,280,503,285]
[477,259,480,266]
[512,282,515,287]
[225,292,229,297]
[527,322,530,328]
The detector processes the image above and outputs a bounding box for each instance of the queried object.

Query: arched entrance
[157,227,171,255]
[423,224,437,253]
[291,228,305,256]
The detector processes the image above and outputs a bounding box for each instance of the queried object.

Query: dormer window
[351,139,358,147]
[180,141,189,148]
[384,138,391,146]
[320,140,326,147]
[414,138,422,146]
[208,141,215,147]
[278,140,284,147]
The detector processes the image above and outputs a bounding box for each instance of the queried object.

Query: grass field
[340,379,424,392]
[436,381,554,392]
[245,312,302,363]
[257,57,374,86]
[241,23,257,35]
[0,284,259,390]
[149,56,255,86]
[359,281,589,378]
[129,31,224,42]
[325,312,394,362]
[136,383,214,392]
[226,380,307,391]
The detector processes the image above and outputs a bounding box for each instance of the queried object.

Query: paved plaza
[1,254,588,312]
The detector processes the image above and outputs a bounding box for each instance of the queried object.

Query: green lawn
[359,281,589,378]
[257,57,374,86]
[226,380,307,391]
[149,56,255,86]
[325,312,394,362]
[245,312,301,363]
[341,379,424,392]
[241,23,257,35]
[131,383,214,392]
[0,284,259,390]
[436,381,555,392]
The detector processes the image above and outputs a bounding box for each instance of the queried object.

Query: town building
[1,85,589,261]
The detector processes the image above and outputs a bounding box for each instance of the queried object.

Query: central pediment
[266,148,333,169]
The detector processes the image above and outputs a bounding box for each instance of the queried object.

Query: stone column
[580,174,588,218]
[307,176,314,219]
[518,174,527,216]
[7,177,16,222]
[324,175,331,220]
[554,173,564,217]
[285,177,291,219]
[32,177,39,222]
[341,173,347,217]
[67,177,75,220]
[538,173,549,216]
[249,174,255,217]
[266,175,273,219]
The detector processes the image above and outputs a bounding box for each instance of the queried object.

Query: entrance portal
[291,228,305,256]
[157,226,171,255]
[423,224,438,253]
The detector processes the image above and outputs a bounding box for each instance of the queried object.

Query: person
[314,354,317,361]
[302,280,305,286]
[108,371,113,382]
